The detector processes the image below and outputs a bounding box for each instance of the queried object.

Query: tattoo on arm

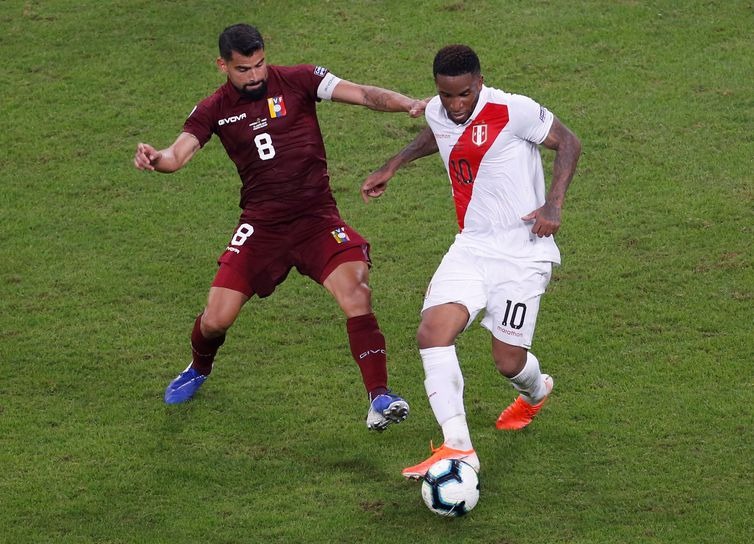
[383,126,438,174]
[544,118,581,206]
[399,127,438,162]
[362,86,392,110]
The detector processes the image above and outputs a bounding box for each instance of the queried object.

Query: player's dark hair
[433,45,481,78]
[219,23,265,60]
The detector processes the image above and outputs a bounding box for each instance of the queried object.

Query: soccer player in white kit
[361,45,581,478]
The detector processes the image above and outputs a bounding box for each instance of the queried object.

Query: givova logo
[218,113,247,126]
[359,349,386,360]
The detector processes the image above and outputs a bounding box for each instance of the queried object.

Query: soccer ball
[421,458,480,517]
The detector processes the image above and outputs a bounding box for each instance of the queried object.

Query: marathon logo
[496,325,523,337]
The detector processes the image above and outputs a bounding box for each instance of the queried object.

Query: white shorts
[422,243,552,348]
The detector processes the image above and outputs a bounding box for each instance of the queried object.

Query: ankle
[369,387,389,402]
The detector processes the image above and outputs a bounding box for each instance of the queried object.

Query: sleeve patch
[314,65,329,77]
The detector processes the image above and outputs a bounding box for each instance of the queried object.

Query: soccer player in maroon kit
[133,23,425,430]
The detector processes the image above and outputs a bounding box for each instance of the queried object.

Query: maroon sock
[190,314,225,376]
[346,313,389,399]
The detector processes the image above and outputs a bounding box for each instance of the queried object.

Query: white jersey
[425,85,560,263]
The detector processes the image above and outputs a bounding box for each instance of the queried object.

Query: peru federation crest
[471,123,487,146]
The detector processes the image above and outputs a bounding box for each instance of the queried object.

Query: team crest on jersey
[331,227,350,244]
[471,123,487,146]
[267,96,287,118]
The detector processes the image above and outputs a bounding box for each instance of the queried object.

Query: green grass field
[1,1,752,542]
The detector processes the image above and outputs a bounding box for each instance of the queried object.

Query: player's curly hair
[433,45,481,78]
[219,23,265,60]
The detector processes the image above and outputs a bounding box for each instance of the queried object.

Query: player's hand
[522,202,562,237]
[133,143,161,171]
[407,97,430,118]
[361,167,394,203]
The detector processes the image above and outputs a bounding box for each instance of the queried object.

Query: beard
[238,80,268,101]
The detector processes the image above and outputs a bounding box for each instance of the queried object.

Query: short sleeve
[508,94,554,144]
[182,102,215,147]
[266,64,336,103]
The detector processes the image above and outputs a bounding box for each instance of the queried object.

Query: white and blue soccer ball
[421,458,480,517]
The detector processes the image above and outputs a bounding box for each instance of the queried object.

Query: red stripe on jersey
[448,103,509,230]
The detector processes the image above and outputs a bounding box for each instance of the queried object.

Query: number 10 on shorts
[231,223,255,246]
[501,300,527,330]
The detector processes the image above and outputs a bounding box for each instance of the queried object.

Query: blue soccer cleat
[366,392,410,431]
[164,366,207,404]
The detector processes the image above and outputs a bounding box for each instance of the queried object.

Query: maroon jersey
[183,64,336,224]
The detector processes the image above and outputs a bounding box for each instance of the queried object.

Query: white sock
[441,415,473,451]
[509,351,548,404]
[420,346,473,451]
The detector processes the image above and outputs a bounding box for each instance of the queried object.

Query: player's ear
[216,57,228,74]
[473,74,484,94]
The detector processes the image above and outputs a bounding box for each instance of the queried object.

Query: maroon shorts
[211,211,371,298]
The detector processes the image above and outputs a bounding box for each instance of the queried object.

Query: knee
[352,281,372,303]
[493,349,527,378]
[416,322,431,348]
[416,305,466,349]
[416,320,445,349]
[339,281,372,316]
[200,310,234,337]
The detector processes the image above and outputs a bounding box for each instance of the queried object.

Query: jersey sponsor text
[218,113,247,126]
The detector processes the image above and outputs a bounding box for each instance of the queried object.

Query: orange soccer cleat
[496,375,553,430]
[402,442,480,480]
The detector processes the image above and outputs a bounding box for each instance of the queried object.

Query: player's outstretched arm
[331,79,427,117]
[522,116,581,237]
[133,132,201,173]
[361,126,438,203]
